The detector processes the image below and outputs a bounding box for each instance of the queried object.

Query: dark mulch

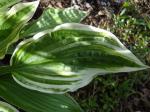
[118,83,150,112]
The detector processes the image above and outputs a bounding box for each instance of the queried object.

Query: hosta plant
[0,0,149,112]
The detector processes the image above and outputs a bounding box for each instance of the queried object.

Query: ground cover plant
[0,0,149,112]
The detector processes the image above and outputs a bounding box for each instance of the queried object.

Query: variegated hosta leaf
[0,101,19,112]
[11,23,148,94]
[0,1,39,59]
[0,75,83,112]
[21,7,87,37]
[0,0,21,11]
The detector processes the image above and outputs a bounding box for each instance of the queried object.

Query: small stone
[98,10,105,16]
[56,2,63,8]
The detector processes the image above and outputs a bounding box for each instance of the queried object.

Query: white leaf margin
[11,23,149,75]
[10,23,149,94]
[0,101,19,112]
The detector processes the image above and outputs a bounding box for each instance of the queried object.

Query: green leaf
[144,16,150,29]
[21,7,87,37]
[0,1,39,59]
[11,23,148,94]
[0,101,18,112]
[0,0,21,11]
[0,75,83,112]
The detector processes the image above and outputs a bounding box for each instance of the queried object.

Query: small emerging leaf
[0,1,39,59]
[21,7,87,37]
[0,101,19,112]
[11,23,148,94]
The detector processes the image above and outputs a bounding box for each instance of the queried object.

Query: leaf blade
[0,1,39,59]
[0,0,21,11]
[21,7,87,37]
[11,23,148,94]
[0,75,83,112]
